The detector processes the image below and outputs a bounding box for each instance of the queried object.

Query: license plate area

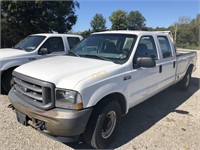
[16,110,28,126]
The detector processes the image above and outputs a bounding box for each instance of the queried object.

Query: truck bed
[175,49,197,84]
[176,49,197,57]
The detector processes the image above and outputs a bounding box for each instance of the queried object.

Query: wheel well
[94,93,127,116]
[188,64,194,73]
[1,66,18,77]
[1,66,18,94]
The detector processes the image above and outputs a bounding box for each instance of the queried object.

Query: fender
[84,82,129,113]
[183,56,195,77]
[176,53,196,82]
[0,58,28,72]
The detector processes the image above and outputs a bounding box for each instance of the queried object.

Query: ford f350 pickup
[9,31,197,148]
[0,33,83,94]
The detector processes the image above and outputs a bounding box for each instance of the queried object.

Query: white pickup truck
[0,33,83,93]
[9,31,197,149]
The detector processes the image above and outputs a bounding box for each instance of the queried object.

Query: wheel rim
[185,73,190,87]
[101,111,117,139]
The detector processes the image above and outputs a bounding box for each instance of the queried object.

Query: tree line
[1,0,199,50]
[169,15,200,49]
[90,10,146,32]
[86,11,200,50]
[1,0,79,47]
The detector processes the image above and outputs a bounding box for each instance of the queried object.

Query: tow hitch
[7,104,15,110]
[28,119,46,130]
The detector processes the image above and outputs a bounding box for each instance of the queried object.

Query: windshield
[70,34,137,64]
[14,35,46,52]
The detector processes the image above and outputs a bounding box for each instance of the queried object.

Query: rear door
[156,35,176,89]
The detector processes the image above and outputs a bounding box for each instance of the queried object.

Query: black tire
[177,68,192,91]
[1,69,14,94]
[84,101,121,149]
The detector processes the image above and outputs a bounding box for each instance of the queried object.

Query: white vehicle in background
[9,31,196,149]
[0,33,83,93]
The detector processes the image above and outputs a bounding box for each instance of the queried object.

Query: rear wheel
[177,68,192,91]
[84,101,121,149]
[1,69,14,94]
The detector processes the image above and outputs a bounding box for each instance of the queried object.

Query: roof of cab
[92,30,169,36]
[30,33,83,38]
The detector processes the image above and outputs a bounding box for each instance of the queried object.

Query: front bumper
[9,88,93,140]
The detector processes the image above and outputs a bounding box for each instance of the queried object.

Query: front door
[37,37,66,60]
[127,35,161,108]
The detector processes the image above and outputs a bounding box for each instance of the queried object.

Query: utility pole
[174,24,178,43]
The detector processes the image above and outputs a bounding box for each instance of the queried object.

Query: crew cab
[9,31,197,148]
[0,33,83,93]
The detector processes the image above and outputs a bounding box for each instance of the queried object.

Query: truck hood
[14,56,119,89]
[0,48,28,60]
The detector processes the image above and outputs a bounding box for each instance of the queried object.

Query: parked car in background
[9,31,196,148]
[0,33,83,94]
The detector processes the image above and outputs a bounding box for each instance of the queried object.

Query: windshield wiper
[81,54,110,61]
[67,50,80,57]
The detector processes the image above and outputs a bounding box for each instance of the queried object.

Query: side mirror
[39,48,48,55]
[136,57,156,68]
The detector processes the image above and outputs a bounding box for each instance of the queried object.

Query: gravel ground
[0,50,199,150]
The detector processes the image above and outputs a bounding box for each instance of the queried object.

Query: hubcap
[101,111,117,139]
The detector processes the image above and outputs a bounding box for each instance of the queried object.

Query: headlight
[55,89,83,110]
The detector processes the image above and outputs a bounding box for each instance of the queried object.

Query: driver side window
[39,37,64,54]
[133,36,158,68]
[134,36,158,60]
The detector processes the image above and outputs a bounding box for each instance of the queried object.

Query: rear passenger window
[157,36,172,58]
[67,37,81,49]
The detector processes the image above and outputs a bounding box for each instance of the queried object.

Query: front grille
[13,72,55,110]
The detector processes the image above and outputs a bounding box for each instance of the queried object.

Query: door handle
[28,58,36,61]
[123,75,131,81]
[159,65,162,73]
[173,61,175,68]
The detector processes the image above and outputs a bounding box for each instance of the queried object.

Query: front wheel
[84,101,122,149]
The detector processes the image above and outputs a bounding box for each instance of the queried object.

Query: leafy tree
[189,14,200,49]
[109,10,128,30]
[90,13,106,32]
[127,11,146,30]
[1,0,79,48]
[177,16,191,24]
[170,14,200,49]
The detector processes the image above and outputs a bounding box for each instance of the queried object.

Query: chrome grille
[14,77,43,103]
[13,72,55,110]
